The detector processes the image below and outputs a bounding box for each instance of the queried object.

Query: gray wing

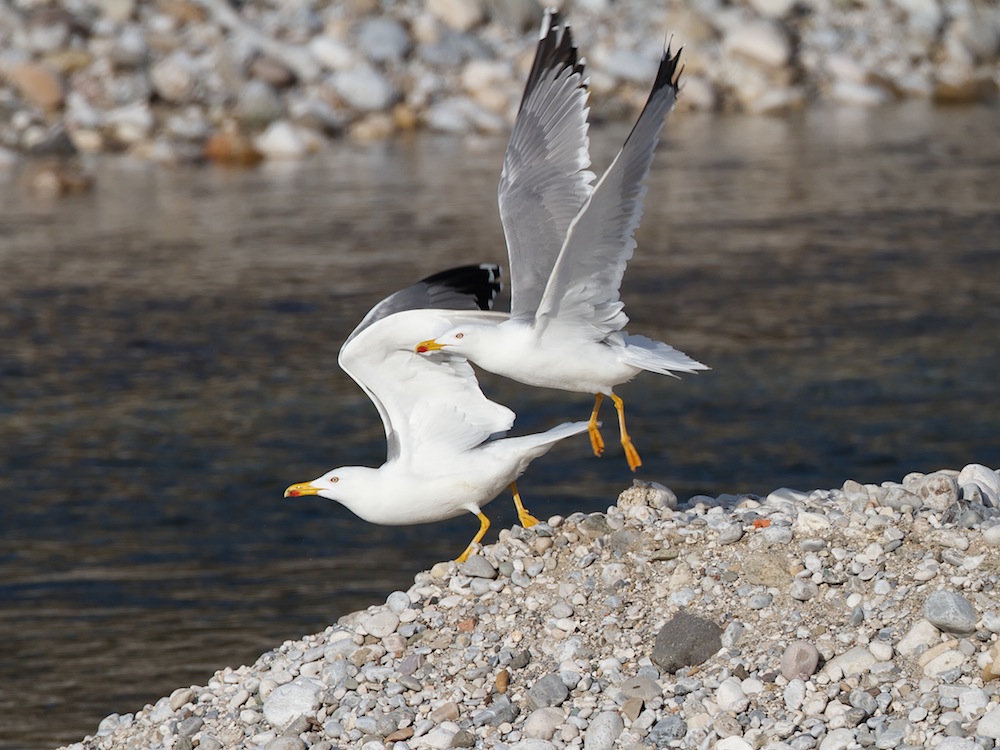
[344,263,501,348]
[499,9,594,322]
[534,46,682,338]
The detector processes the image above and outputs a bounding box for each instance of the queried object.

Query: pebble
[62,463,1000,750]
[781,641,820,679]
[527,674,569,709]
[0,2,997,161]
[583,711,623,750]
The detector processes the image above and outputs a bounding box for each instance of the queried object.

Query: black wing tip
[420,264,503,311]
[518,7,586,113]
[653,43,683,96]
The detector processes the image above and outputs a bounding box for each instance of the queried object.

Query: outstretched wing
[499,8,594,322]
[534,46,682,338]
[340,309,512,466]
[345,263,502,347]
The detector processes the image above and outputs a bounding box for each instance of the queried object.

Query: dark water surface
[1,103,998,749]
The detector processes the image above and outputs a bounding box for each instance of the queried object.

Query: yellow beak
[284,482,320,498]
[415,338,445,353]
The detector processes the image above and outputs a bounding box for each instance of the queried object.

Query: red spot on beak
[416,345,428,353]
[288,489,301,497]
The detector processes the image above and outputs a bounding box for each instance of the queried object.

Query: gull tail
[495,420,591,465]
[620,334,709,377]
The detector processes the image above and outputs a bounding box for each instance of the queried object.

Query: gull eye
[330,476,339,483]
[455,332,464,339]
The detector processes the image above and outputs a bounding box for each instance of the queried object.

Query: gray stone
[583,711,624,750]
[527,673,569,709]
[330,65,397,112]
[357,18,411,63]
[449,729,476,747]
[781,641,820,679]
[924,590,978,634]
[459,554,497,579]
[236,80,284,127]
[648,715,687,744]
[472,694,519,726]
[177,717,203,738]
[718,523,745,545]
[790,578,818,601]
[650,612,723,674]
[978,706,1000,739]
[879,486,922,511]
[850,689,879,716]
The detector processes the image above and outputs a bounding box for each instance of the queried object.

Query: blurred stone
[151,52,197,103]
[8,61,65,109]
[330,65,397,111]
[427,0,485,33]
[724,21,792,68]
[357,18,411,63]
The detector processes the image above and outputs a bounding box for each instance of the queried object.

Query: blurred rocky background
[0,0,997,164]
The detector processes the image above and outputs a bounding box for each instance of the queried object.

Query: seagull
[284,264,588,562]
[417,9,707,473]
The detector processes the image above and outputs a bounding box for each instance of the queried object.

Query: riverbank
[61,463,1000,750]
[1,0,998,165]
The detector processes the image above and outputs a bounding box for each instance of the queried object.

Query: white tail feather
[620,334,709,377]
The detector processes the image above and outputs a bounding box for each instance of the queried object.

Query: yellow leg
[455,511,490,563]
[511,481,539,528]
[588,393,606,457]
[611,392,642,472]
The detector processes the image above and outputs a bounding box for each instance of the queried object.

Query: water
[1,103,998,749]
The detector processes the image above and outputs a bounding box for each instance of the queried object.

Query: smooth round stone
[924,590,978,634]
[169,687,194,710]
[781,641,820,679]
[717,737,754,750]
[264,738,305,750]
[650,612,724,674]
[717,523,744,545]
[982,525,1000,547]
[976,706,1000,739]
[523,707,564,740]
[790,579,818,601]
[818,728,856,750]
[912,471,959,511]
[359,611,400,638]
[385,591,410,613]
[583,711,624,750]
[459,554,497,579]
[330,65,397,112]
[716,677,749,712]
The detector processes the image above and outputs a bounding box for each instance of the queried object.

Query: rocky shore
[62,463,1000,750]
[1,0,998,166]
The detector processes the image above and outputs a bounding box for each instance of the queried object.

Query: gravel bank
[1,0,998,165]
[62,463,1000,750]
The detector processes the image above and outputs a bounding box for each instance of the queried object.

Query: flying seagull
[417,10,707,472]
[285,264,588,562]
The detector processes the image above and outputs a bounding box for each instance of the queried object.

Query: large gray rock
[924,590,978,634]
[650,612,723,674]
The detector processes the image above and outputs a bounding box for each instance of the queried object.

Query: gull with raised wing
[417,11,707,472]
[285,264,588,562]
